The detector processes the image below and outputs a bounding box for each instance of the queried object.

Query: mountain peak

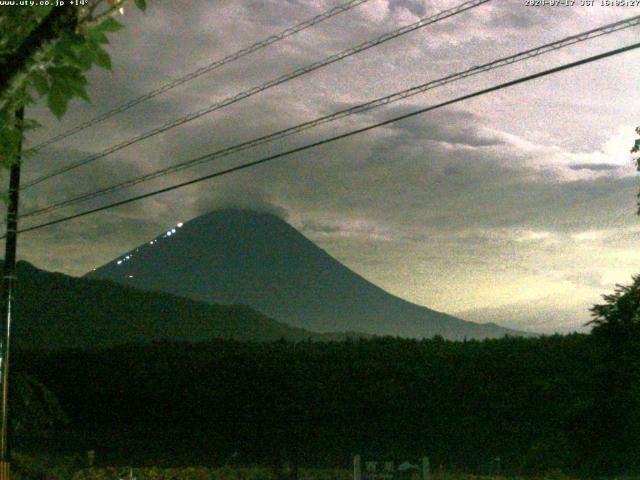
[199,208,283,219]
[86,209,526,340]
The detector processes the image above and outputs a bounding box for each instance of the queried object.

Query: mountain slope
[86,209,525,339]
[9,261,349,349]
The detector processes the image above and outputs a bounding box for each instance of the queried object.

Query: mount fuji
[86,209,525,340]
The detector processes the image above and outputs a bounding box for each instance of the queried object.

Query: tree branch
[0,6,78,99]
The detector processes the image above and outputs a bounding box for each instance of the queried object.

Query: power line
[25,0,372,154]
[13,40,640,237]
[20,14,640,220]
[21,0,490,190]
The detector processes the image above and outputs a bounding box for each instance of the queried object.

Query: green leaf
[96,17,124,33]
[67,81,91,103]
[61,31,85,47]
[94,48,112,70]
[47,86,68,119]
[87,29,110,45]
[52,78,75,99]
[21,118,42,132]
[46,65,82,82]
[22,90,35,106]
[45,66,89,103]
[30,71,49,96]
[55,34,82,63]
[135,0,147,11]
[46,79,74,119]
[75,46,96,69]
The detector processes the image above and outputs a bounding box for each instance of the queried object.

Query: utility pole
[0,106,24,480]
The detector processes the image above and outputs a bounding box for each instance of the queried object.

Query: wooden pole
[421,457,430,480]
[353,455,361,480]
[0,106,24,480]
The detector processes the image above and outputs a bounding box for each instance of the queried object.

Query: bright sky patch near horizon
[10,0,640,334]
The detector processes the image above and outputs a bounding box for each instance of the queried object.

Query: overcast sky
[11,0,640,333]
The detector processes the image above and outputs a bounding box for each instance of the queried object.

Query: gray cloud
[388,0,426,17]
[569,163,620,172]
[192,187,289,220]
[301,221,343,235]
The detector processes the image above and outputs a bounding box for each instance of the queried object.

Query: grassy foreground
[54,466,637,480]
[10,456,640,480]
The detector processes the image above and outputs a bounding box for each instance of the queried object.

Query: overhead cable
[26,0,372,153]
[21,0,490,189]
[21,14,640,219]
[14,40,640,237]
